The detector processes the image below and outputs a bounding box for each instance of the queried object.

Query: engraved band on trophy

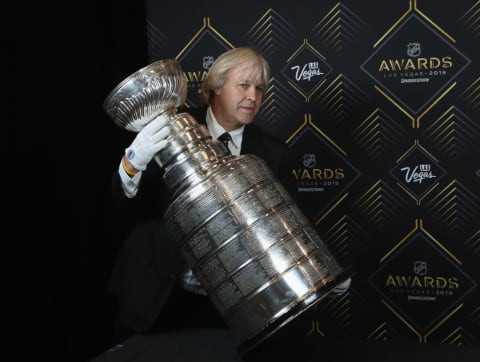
[103,59,350,353]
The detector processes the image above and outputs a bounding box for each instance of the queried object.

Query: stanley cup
[104,59,350,353]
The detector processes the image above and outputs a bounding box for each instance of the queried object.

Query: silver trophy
[104,59,350,353]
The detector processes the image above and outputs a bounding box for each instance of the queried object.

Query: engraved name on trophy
[103,59,350,353]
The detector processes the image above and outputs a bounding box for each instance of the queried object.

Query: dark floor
[92,328,480,362]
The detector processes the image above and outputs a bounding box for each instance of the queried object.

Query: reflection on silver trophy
[103,59,350,353]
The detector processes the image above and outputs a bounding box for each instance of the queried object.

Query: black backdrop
[10,1,149,361]
[9,0,480,361]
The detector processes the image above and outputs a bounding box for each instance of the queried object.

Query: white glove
[125,114,171,171]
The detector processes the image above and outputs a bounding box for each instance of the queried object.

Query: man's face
[212,66,266,131]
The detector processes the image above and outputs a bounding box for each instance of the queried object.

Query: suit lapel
[241,124,263,155]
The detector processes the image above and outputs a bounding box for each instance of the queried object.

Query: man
[109,47,291,341]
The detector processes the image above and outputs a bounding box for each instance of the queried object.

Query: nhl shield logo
[202,56,214,70]
[407,42,421,58]
[414,260,427,276]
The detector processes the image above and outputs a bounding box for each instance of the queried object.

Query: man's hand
[125,114,171,171]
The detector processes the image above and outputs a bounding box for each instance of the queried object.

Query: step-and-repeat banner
[145,0,479,345]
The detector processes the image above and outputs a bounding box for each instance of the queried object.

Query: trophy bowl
[103,59,187,132]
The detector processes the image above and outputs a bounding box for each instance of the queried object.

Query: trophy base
[236,272,352,355]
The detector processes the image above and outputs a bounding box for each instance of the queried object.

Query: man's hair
[200,47,270,105]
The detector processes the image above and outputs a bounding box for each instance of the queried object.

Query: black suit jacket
[109,106,289,332]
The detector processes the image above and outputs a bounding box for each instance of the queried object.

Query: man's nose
[246,88,257,101]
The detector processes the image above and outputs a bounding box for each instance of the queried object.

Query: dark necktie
[218,132,232,154]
